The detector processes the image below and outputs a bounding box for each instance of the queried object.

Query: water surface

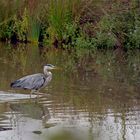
[0,43,140,140]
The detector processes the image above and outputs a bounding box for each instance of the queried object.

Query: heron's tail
[10,80,21,88]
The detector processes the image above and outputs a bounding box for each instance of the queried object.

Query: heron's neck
[44,69,52,77]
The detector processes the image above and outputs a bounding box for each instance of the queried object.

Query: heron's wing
[11,73,46,90]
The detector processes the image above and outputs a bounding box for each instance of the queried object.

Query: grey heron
[10,64,57,96]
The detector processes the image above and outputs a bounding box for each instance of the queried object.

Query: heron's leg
[34,90,40,103]
[35,90,40,98]
[30,90,36,98]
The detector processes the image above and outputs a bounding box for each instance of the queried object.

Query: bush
[0,8,29,43]
[125,13,140,48]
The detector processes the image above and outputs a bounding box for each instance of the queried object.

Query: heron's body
[10,64,55,93]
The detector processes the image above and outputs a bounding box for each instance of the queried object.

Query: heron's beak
[53,66,61,70]
[52,66,58,69]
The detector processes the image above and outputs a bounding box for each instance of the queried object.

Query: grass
[0,0,140,49]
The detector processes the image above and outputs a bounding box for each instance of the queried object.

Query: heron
[10,64,57,97]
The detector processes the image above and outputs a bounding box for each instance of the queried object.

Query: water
[0,42,140,140]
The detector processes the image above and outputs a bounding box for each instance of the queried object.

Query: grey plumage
[11,74,46,90]
[10,64,56,92]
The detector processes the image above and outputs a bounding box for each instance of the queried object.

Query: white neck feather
[44,66,52,76]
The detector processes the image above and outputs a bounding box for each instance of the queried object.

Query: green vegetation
[0,0,140,49]
[0,7,28,43]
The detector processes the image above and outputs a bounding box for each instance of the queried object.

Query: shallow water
[0,42,140,140]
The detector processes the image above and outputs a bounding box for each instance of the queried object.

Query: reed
[46,0,77,43]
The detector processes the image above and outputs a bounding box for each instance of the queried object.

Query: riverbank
[0,1,140,49]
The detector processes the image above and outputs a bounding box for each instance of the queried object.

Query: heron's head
[44,64,56,70]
